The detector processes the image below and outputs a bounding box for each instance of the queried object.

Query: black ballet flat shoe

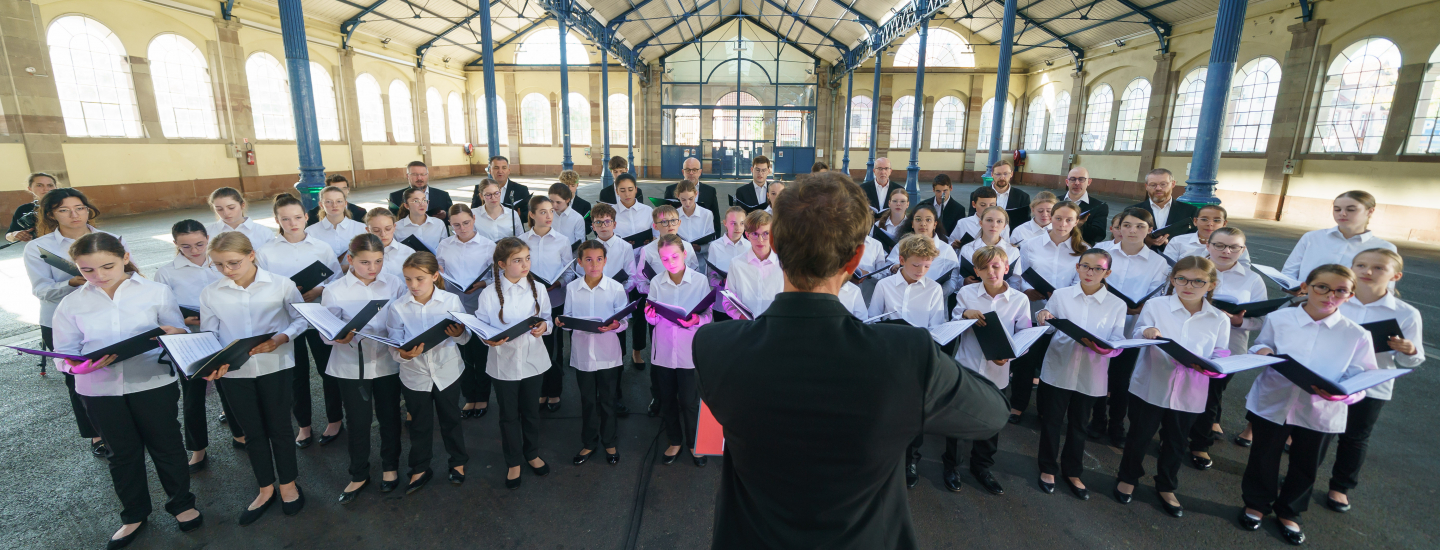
[693,455,708,468]
[231,438,247,450]
[91,440,109,458]
[448,468,465,485]
[905,462,919,489]
[472,407,488,419]
[1038,476,1056,494]
[505,475,522,490]
[318,426,344,446]
[461,409,475,419]
[1067,479,1090,500]
[337,479,368,505]
[633,360,647,371]
[238,490,276,526]
[218,413,228,424]
[544,401,561,412]
[973,470,1005,495]
[573,450,593,465]
[1284,443,1291,454]
[661,451,680,465]
[647,399,660,417]
[1326,496,1351,513]
[177,511,203,533]
[1113,487,1132,504]
[380,477,400,493]
[403,418,414,432]
[1279,522,1306,545]
[295,435,314,449]
[1238,511,1262,531]
[1191,455,1213,470]
[615,402,630,416]
[1109,430,1128,449]
[1007,413,1022,425]
[606,452,620,465]
[1084,422,1107,440]
[1233,435,1252,448]
[943,469,964,493]
[405,471,432,495]
[188,455,208,474]
[281,485,305,516]
[106,521,146,550]
[1162,499,1184,518]
[530,461,550,477]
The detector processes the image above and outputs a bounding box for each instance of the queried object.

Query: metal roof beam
[537,0,641,70]
[1014,0,1187,56]
[417,1,503,66]
[1109,0,1171,52]
[829,0,877,29]
[634,0,722,51]
[608,0,660,29]
[341,0,390,48]
[465,15,553,66]
[835,0,954,79]
[760,0,850,55]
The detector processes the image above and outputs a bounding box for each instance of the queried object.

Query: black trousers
[625,288,648,352]
[1241,412,1334,521]
[1330,397,1387,494]
[541,306,566,398]
[292,329,340,427]
[403,382,468,475]
[337,375,402,482]
[944,386,1008,474]
[181,376,243,451]
[575,367,620,450]
[1188,374,1233,452]
[44,326,98,439]
[907,434,924,464]
[458,338,492,404]
[81,383,195,524]
[1037,382,1097,479]
[712,310,733,322]
[493,373,544,467]
[1008,332,1051,414]
[219,370,299,487]
[1090,347,1139,433]
[656,366,700,448]
[1117,397,1198,492]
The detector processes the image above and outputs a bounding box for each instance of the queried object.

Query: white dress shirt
[308,215,367,257]
[839,282,868,318]
[636,239,700,294]
[563,276,629,371]
[474,206,524,242]
[1107,244,1172,303]
[24,227,126,326]
[320,272,407,379]
[876,217,904,240]
[386,289,470,392]
[1129,295,1231,413]
[752,183,770,208]
[585,235,638,288]
[1212,261,1268,356]
[613,201,654,240]
[677,206,715,244]
[949,215,1012,245]
[644,268,712,369]
[723,248,784,318]
[205,218,276,250]
[380,239,416,280]
[436,233,497,313]
[521,228,576,301]
[706,234,750,274]
[880,234,960,294]
[1281,226,1397,282]
[394,215,448,253]
[199,268,307,378]
[154,254,221,308]
[1245,307,1378,433]
[477,275,553,381]
[1338,293,1423,400]
[1011,219,1050,245]
[951,282,1032,388]
[1039,284,1128,397]
[257,234,344,291]
[553,208,586,245]
[1149,199,1174,230]
[867,273,946,328]
[857,234,887,274]
[52,274,184,396]
[995,188,1012,210]
[1163,233,1254,265]
[958,237,1024,288]
[1018,234,1081,295]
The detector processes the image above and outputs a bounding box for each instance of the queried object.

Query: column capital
[1152,52,1176,64]
[1286,18,1325,36]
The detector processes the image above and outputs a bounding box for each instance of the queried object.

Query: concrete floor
[1,175,1436,549]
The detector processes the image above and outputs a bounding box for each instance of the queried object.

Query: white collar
[172,254,211,269]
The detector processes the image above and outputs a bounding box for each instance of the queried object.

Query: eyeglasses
[1172,275,1211,288]
[592,219,615,227]
[656,219,680,227]
[683,168,701,173]
[1077,263,1107,274]
[1210,243,1245,253]
[746,231,771,240]
[1066,177,1089,183]
[1308,283,1353,297]
[482,191,503,200]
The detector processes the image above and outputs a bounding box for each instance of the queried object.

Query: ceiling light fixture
[382,37,392,44]
[1114,39,1125,47]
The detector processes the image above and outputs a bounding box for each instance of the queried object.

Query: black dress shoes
[231,438,247,450]
[1007,413,1021,424]
[1280,522,1305,545]
[1113,487,1132,504]
[973,470,1004,495]
[319,426,344,446]
[905,462,919,489]
[281,485,305,516]
[1038,476,1055,494]
[543,401,561,412]
[1109,430,1128,449]
[337,479,368,505]
[506,475,522,490]
[188,455,208,474]
[1191,455,1213,470]
[473,407,488,419]
[106,521,146,550]
[405,471,432,495]
[647,399,660,417]
[615,402,630,417]
[449,468,465,485]
[943,470,963,492]
[1233,434,1252,447]
[530,460,551,476]
[661,451,680,465]
[380,477,400,493]
[693,455,708,467]
[606,451,620,465]
[1326,496,1351,513]
[1084,422,1106,440]
[238,490,276,526]
[295,435,314,449]
[177,511,203,533]
[633,360,647,371]
[91,440,109,458]
[1238,511,1262,531]
[1067,479,1090,500]
[573,450,593,465]
[218,413,227,424]
[1161,499,1184,518]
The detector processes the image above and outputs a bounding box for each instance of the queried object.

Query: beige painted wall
[0,144,33,192]
[63,143,235,186]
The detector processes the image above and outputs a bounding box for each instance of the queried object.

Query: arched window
[609,94,631,145]
[515,28,588,65]
[977,98,1013,151]
[1047,91,1070,151]
[1024,97,1047,150]
[246,52,294,140]
[1168,68,1207,152]
[1225,57,1282,153]
[567,93,591,145]
[309,62,341,141]
[1407,45,1440,154]
[675,104,700,146]
[448,92,465,144]
[47,15,142,138]
[777,106,805,146]
[1080,84,1113,151]
[356,74,386,142]
[389,80,415,142]
[894,28,975,68]
[474,96,509,145]
[1312,38,1402,154]
[930,96,965,149]
[890,95,919,149]
[426,88,446,144]
[1113,79,1151,151]
[713,92,763,141]
[520,93,552,144]
[848,95,872,148]
[148,34,218,139]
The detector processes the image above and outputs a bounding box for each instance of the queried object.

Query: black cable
[622,425,665,550]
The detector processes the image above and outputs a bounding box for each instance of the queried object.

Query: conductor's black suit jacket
[693,292,1010,549]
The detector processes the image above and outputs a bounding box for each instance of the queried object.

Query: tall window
[777,106,805,146]
[1225,57,1282,153]
[1024,97,1047,149]
[1113,79,1151,151]
[515,29,588,65]
[389,80,415,142]
[520,93,552,144]
[894,28,975,68]
[930,96,965,149]
[356,74,386,142]
[447,92,465,144]
[890,95,919,149]
[1311,38,1402,154]
[1407,45,1440,154]
[474,96,509,145]
[608,94,631,145]
[713,92,762,141]
[977,98,1013,151]
[1080,84,1113,151]
[675,104,700,146]
[309,62,341,141]
[426,87,446,144]
[1047,91,1070,151]
[47,16,142,138]
[148,34,218,139]
[567,93,591,145]
[246,52,294,140]
[848,96,872,148]
[1168,68,1207,151]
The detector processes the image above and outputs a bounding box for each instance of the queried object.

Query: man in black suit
[968,160,1032,229]
[915,174,965,236]
[1062,166,1108,245]
[470,155,532,223]
[307,174,367,226]
[1128,168,1198,252]
[694,172,1009,549]
[861,157,905,215]
[731,155,773,213]
[598,155,644,205]
[664,157,722,235]
[387,161,453,221]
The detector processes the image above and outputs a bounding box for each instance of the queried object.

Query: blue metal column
[601,47,612,187]
[277,0,325,211]
[626,67,635,181]
[1180,0,1247,205]
[559,10,575,171]
[904,21,929,203]
[986,0,1018,174]
[479,3,501,158]
[841,69,854,173]
[863,47,883,184]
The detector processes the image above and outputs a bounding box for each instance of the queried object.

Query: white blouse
[1245,307,1378,433]
[949,214,1012,245]
[1281,226,1397,282]
[958,238,1024,289]
[476,275,554,381]
[1106,244,1172,305]
[1039,284,1127,397]
[308,215,368,257]
[1163,233,1253,265]
[636,239,700,294]
[677,206,715,244]
[705,235,750,274]
[199,268,307,379]
[839,282,867,318]
[256,235,343,291]
[613,201,655,241]
[395,215,448,253]
[563,276,630,371]
[154,254,221,308]
[320,272,407,379]
[474,206,524,242]
[553,208,586,245]
[205,218,276,250]
[951,283,1032,389]
[1018,234,1081,295]
[857,234,887,274]
[385,289,470,392]
[876,216,904,240]
[1212,261,1268,356]
[644,268,712,369]
[867,274,946,328]
[435,233,497,313]
[24,226,126,326]
[1128,295,1231,413]
[1011,220,1050,245]
[380,239,416,280]
[1338,293,1423,401]
[53,274,184,396]
[723,249,784,318]
[521,228,576,291]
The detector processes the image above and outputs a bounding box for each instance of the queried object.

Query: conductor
[693,172,1010,549]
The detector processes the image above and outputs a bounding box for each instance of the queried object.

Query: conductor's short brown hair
[772,172,871,291]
